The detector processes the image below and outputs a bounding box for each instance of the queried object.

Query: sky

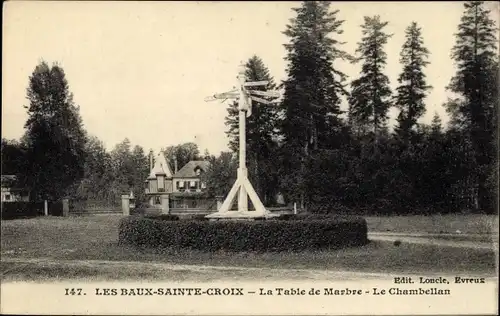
[3,1,499,155]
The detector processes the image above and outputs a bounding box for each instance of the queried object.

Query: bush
[1,201,45,220]
[118,216,368,252]
[144,214,179,221]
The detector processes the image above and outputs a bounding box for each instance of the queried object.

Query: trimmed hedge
[118,215,368,252]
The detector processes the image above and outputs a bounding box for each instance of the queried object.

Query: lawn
[1,214,498,282]
[365,214,498,234]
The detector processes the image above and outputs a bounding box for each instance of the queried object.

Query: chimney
[149,149,154,171]
[173,154,178,173]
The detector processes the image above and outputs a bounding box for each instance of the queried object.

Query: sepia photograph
[1,1,499,315]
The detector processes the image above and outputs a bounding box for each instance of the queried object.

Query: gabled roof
[1,175,27,190]
[148,152,173,179]
[1,175,17,186]
[173,160,209,178]
[1,175,16,182]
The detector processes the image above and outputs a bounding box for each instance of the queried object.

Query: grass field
[365,214,498,234]
[1,214,498,282]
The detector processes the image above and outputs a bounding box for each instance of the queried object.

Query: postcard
[1,1,498,315]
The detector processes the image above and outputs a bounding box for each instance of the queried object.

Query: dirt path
[368,232,497,250]
[2,257,496,283]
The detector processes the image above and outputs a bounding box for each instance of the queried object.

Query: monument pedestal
[205,168,280,220]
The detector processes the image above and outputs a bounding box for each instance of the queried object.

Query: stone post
[44,200,48,216]
[121,194,130,216]
[62,198,70,217]
[161,195,170,214]
[216,195,224,211]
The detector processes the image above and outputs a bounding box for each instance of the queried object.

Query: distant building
[144,151,213,212]
[1,175,29,202]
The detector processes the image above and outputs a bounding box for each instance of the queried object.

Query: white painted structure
[205,63,280,219]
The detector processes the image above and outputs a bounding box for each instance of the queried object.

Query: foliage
[348,15,392,139]
[1,139,27,187]
[1,201,45,219]
[281,1,351,152]
[445,1,498,212]
[163,142,201,172]
[22,61,87,201]
[280,1,352,207]
[393,22,432,144]
[201,151,237,197]
[118,216,368,252]
[75,136,114,203]
[225,56,281,204]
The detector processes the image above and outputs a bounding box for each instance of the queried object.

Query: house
[144,151,213,212]
[1,175,29,202]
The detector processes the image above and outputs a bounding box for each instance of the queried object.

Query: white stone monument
[205,63,281,220]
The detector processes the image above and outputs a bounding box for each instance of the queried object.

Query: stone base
[205,210,280,221]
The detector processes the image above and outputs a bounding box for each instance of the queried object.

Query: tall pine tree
[446,1,498,212]
[348,16,392,141]
[394,22,431,145]
[280,1,351,207]
[23,61,87,201]
[282,1,351,154]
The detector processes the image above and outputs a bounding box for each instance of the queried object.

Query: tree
[348,15,392,141]
[430,112,443,138]
[282,1,351,153]
[130,145,149,203]
[394,22,432,145]
[280,1,352,208]
[1,138,26,176]
[108,138,134,203]
[76,135,114,203]
[23,61,87,201]
[225,55,281,204]
[446,1,498,212]
[163,142,201,172]
[201,152,238,199]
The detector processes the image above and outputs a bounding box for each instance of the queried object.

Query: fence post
[294,202,297,215]
[161,195,170,214]
[121,195,130,216]
[44,200,48,216]
[62,198,69,217]
[216,195,224,211]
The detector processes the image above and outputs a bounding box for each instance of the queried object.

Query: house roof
[1,175,17,186]
[148,152,173,179]
[173,160,209,178]
[1,175,27,191]
[1,175,16,182]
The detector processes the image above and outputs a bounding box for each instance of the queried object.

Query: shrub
[118,216,368,252]
[1,202,45,220]
[190,214,209,221]
[144,214,179,221]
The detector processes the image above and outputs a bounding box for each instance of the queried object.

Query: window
[177,181,185,192]
[190,181,197,188]
[157,175,164,190]
[195,168,201,176]
[154,196,161,205]
[201,182,207,189]
[5,194,11,201]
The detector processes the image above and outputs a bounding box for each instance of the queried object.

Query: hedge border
[118,215,368,252]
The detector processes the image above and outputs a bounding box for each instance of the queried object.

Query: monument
[205,63,281,219]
